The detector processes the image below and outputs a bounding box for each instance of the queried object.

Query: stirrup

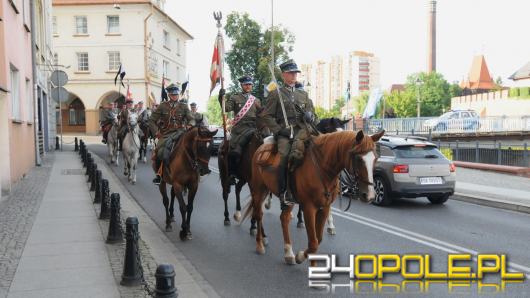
[279,191,295,209]
[153,175,161,185]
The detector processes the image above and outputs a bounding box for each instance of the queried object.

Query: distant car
[210,129,227,155]
[425,109,480,132]
[373,136,456,206]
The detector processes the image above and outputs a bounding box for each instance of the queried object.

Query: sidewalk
[2,149,217,298]
[453,167,530,213]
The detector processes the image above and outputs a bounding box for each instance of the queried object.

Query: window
[76,52,89,71]
[75,16,87,34]
[163,30,170,49]
[163,60,169,78]
[107,15,119,33]
[108,51,120,71]
[23,0,30,30]
[177,38,181,56]
[52,16,58,35]
[26,79,33,121]
[10,65,21,120]
[394,146,444,159]
[69,109,77,125]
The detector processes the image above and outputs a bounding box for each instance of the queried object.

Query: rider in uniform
[218,75,262,184]
[261,60,318,205]
[190,102,208,127]
[100,102,117,144]
[118,98,134,151]
[149,83,196,185]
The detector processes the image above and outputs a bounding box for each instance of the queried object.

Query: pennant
[209,34,224,94]
[126,83,132,100]
[114,64,126,87]
[161,77,168,102]
[181,81,189,96]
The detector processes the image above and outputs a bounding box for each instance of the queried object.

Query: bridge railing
[366,116,530,136]
[435,141,530,168]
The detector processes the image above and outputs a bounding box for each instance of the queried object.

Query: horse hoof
[224,219,231,226]
[179,230,187,241]
[170,216,175,222]
[295,251,306,264]
[131,181,136,185]
[256,245,265,255]
[123,172,127,176]
[290,212,294,219]
[233,211,241,222]
[297,222,305,229]
[284,256,296,265]
[250,228,257,236]
[327,227,336,235]
[263,237,269,247]
[186,232,193,240]
[165,226,172,232]
[264,202,271,210]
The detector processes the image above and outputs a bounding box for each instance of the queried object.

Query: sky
[166,0,530,110]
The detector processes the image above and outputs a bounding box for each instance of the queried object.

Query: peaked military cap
[166,83,180,95]
[125,98,134,104]
[295,81,304,90]
[279,59,301,73]
[238,75,254,85]
[190,102,197,107]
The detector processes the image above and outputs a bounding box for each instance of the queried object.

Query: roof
[460,55,495,90]
[378,136,435,148]
[509,61,530,81]
[389,84,405,93]
[52,0,193,39]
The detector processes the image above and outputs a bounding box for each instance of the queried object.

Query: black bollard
[85,153,92,173]
[106,193,123,244]
[90,163,98,191]
[121,217,142,286]
[75,137,79,151]
[155,264,178,298]
[94,170,102,203]
[55,136,60,150]
[99,179,111,220]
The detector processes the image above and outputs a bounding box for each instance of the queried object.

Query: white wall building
[52,0,192,135]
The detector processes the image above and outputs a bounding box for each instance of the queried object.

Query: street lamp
[416,77,423,118]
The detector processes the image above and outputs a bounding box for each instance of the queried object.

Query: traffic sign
[50,70,68,87]
[51,87,70,103]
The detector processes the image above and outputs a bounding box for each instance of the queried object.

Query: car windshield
[215,130,224,137]
[439,112,452,119]
[394,145,445,159]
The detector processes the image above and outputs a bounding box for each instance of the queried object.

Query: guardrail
[435,141,529,168]
[366,116,530,136]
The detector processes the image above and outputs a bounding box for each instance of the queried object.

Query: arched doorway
[97,91,126,110]
[57,95,86,133]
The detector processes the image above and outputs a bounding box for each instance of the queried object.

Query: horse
[242,130,384,264]
[139,109,154,163]
[106,113,120,166]
[122,112,141,184]
[155,126,217,239]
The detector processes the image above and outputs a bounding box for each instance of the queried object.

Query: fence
[436,141,529,168]
[365,116,530,136]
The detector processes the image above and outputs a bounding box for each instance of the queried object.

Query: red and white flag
[209,33,224,94]
[126,83,132,100]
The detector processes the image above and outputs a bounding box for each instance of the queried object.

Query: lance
[213,11,228,142]
[268,64,292,139]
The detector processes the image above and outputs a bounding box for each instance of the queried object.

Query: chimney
[427,0,437,72]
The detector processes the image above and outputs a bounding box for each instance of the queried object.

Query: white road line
[210,162,530,276]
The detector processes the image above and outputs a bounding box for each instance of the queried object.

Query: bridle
[127,115,141,149]
[349,148,377,186]
[183,128,213,171]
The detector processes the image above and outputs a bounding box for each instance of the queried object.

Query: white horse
[122,112,141,184]
[106,113,120,166]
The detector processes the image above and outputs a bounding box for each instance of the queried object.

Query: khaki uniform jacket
[148,100,195,136]
[261,85,318,134]
[225,93,262,125]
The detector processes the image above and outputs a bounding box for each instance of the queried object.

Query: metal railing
[436,141,529,167]
[366,116,530,136]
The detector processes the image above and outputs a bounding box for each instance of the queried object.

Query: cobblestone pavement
[0,155,54,298]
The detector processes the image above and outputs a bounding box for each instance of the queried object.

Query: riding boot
[152,159,162,185]
[278,156,294,209]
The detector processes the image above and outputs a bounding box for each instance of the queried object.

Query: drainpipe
[144,6,153,105]
[30,0,41,166]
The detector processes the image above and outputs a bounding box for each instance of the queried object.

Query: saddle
[255,136,279,167]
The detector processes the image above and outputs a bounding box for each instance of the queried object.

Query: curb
[454,161,530,178]
[452,192,530,215]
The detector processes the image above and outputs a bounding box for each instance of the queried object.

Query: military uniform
[149,83,195,184]
[261,60,318,203]
[118,101,135,150]
[190,102,208,127]
[100,108,117,143]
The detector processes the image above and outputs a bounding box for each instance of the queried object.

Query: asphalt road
[89,143,530,298]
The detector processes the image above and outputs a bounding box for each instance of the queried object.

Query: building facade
[52,0,192,135]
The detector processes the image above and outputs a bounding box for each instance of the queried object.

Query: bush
[519,87,530,98]
[509,88,520,97]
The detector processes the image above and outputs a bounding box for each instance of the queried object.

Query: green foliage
[314,98,346,119]
[509,88,520,97]
[519,87,530,98]
[206,95,222,126]
[224,12,295,99]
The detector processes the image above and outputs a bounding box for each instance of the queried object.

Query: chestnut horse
[243,130,384,264]
[154,126,217,239]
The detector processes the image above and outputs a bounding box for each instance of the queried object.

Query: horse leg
[233,180,245,222]
[159,182,172,232]
[264,193,272,210]
[173,185,187,239]
[252,188,267,255]
[169,187,175,222]
[280,204,296,264]
[183,184,198,240]
[130,157,137,184]
[222,184,230,226]
[317,206,330,244]
[296,203,319,265]
[326,212,336,235]
[297,204,305,228]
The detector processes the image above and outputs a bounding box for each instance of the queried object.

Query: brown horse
[243,130,384,264]
[154,126,217,239]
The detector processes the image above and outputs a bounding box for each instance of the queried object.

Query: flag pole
[214,11,227,142]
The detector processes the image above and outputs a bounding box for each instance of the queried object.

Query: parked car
[373,136,456,206]
[425,109,480,132]
[210,129,227,155]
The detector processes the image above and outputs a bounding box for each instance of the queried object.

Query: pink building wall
[1,0,36,193]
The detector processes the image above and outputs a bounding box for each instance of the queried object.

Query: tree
[206,95,223,126]
[224,12,295,99]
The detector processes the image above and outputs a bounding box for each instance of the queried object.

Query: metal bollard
[107,193,123,244]
[94,170,102,203]
[100,179,111,219]
[85,153,92,173]
[121,217,142,286]
[75,137,79,151]
[155,264,178,298]
[55,136,60,150]
[90,163,98,191]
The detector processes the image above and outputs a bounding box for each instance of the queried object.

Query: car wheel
[373,176,392,206]
[427,194,450,205]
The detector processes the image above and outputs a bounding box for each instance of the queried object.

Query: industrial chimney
[427,0,437,72]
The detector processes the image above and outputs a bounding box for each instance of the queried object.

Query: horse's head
[192,126,218,176]
[128,112,139,127]
[317,117,351,133]
[348,130,385,203]
[111,112,119,125]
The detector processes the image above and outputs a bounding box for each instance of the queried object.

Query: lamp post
[416,77,423,118]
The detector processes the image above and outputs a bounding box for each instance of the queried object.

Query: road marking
[210,162,530,276]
